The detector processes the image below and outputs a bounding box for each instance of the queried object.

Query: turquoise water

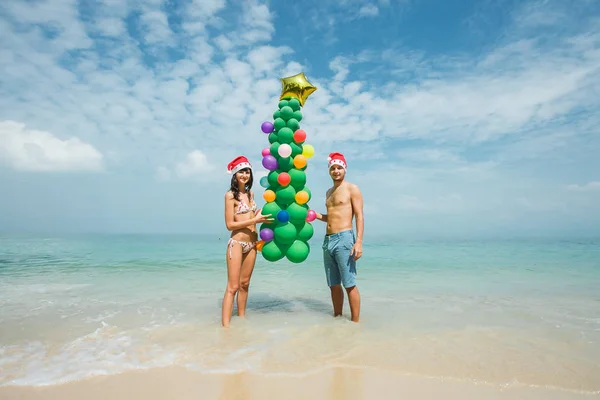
[1,234,599,392]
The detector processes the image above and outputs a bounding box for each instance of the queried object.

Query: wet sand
[1,366,598,400]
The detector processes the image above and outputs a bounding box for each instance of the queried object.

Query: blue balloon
[260,176,269,188]
[277,210,290,223]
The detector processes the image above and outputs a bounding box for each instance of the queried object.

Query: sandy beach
[2,366,599,400]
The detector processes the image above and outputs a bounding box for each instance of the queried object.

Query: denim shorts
[322,230,357,288]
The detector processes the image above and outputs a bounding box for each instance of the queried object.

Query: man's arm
[350,184,364,243]
[316,188,330,222]
[316,212,328,222]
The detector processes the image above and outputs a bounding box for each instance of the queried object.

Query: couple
[221,152,364,328]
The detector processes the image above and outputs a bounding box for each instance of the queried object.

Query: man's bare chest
[326,190,351,208]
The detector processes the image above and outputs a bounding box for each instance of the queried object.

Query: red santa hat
[327,152,347,170]
[227,155,252,175]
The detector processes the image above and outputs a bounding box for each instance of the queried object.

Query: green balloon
[268,132,278,144]
[288,98,301,111]
[261,201,282,224]
[278,127,294,144]
[274,222,297,245]
[286,118,300,131]
[275,185,296,206]
[273,110,281,120]
[288,169,306,190]
[280,106,294,121]
[290,142,302,157]
[270,142,281,159]
[262,240,286,262]
[267,170,280,187]
[278,100,289,109]
[278,156,294,172]
[296,222,314,242]
[286,240,310,263]
[274,118,286,131]
[292,110,302,121]
[287,202,308,224]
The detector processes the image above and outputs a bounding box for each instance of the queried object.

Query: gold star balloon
[279,72,317,107]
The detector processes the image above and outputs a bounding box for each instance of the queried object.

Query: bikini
[228,195,257,259]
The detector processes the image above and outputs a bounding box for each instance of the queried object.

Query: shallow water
[1,234,599,393]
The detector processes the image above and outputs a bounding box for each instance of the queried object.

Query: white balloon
[278,143,292,158]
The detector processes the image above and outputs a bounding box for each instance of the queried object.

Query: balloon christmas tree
[256,72,318,263]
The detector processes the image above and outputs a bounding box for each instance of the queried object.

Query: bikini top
[235,195,257,215]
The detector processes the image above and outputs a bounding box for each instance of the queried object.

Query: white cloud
[157,150,215,180]
[358,5,379,17]
[241,1,274,44]
[2,0,92,52]
[139,10,173,44]
[565,182,600,192]
[317,34,600,145]
[209,0,275,50]
[0,120,104,172]
[183,0,227,35]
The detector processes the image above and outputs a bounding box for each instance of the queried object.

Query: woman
[222,155,272,327]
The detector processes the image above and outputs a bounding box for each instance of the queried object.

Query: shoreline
[1,366,598,400]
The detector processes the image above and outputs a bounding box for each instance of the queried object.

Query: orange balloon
[295,190,309,205]
[293,154,307,169]
[256,240,264,252]
[263,190,276,202]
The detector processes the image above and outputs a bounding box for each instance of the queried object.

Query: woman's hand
[253,209,274,224]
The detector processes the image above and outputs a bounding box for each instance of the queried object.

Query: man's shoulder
[343,181,361,192]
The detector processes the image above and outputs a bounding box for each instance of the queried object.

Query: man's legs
[335,231,360,323]
[330,285,344,317]
[345,286,360,323]
[323,238,343,317]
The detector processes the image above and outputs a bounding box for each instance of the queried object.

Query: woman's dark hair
[229,168,253,201]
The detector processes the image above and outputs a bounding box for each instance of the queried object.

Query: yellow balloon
[263,190,276,202]
[293,154,307,169]
[279,72,317,107]
[295,191,309,205]
[302,144,315,159]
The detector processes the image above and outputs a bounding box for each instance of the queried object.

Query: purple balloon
[262,155,278,170]
[261,121,274,134]
[260,228,274,241]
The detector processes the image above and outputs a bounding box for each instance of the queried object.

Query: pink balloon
[306,210,317,222]
[261,147,270,157]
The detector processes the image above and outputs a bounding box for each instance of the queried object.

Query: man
[315,152,364,322]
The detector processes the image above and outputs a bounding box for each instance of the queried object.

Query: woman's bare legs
[237,248,256,317]
[222,242,242,328]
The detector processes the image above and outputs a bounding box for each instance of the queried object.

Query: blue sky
[1,0,599,238]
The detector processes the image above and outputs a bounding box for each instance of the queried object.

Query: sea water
[1,233,599,393]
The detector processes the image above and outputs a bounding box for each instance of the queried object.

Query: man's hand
[351,241,362,260]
